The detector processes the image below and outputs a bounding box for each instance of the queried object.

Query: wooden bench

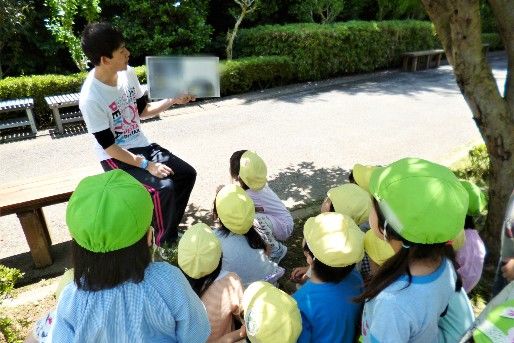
[0,98,37,135]
[401,49,445,72]
[0,168,100,268]
[45,84,148,134]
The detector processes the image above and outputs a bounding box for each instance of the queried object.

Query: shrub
[235,20,440,81]
[221,56,294,95]
[482,33,504,51]
[0,264,23,299]
[453,144,490,187]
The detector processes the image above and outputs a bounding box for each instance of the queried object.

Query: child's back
[293,268,363,343]
[52,262,209,342]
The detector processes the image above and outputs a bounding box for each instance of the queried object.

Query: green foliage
[482,33,504,51]
[0,66,146,127]
[111,0,212,67]
[0,264,23,299]
[0,0,31,78]
[220,56,294,95]
[0,317,22,343]
[480,0,498,33]
[44,0,101,71]
[235,20,439,81]
[453,144,490,187]
[377,0,427,20]
[292,0,345,24]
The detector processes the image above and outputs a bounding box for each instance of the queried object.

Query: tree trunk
[421,0,514,262]
[226,8,247,60]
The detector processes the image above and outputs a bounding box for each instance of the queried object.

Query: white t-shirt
[79,66,150,161]
[246,185,293,241]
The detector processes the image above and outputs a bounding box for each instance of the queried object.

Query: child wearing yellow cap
[230,150,293,262]
[292,213,364,343]
[178,223,246,342]
[355,158,471,343]
[243,281,302,343]
[49,170,210,342]
[213,184,285,287]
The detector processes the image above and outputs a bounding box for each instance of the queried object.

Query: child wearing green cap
[293,212,364,343]
[178,223,247,343]
[355,158,470,343]
[230,150,293,262]
[50,170,210,342]
[213,184,284,287]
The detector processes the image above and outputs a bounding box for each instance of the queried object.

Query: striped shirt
[50,262,210,342]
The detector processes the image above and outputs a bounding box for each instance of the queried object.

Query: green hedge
[234,20,440,81]
[220,56,294,95]
[482,33,504,51]
[0,67,147,128]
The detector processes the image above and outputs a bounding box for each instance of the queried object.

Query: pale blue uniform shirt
[50,262,210,342]
[361,259,457,343]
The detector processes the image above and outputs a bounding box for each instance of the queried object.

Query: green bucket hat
[369,158,468,244]
[66,170,153,253]
[473,299,514,343]
[460,180,487,216]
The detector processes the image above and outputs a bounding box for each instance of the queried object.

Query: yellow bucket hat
[215,184,255,234]
[178,223,222,279]
[239,151,267,191]
[363,230,395,266]
[304,212,365,267]
[327,183,372,225]
[243,281,302,343]
[353,164,383,192]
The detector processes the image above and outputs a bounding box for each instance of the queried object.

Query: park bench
[0,168,99,268]
[0,98,37,135]
[401,49,445,72]
[45,84,148,134]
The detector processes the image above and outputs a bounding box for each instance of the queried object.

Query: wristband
[138,156,149,170]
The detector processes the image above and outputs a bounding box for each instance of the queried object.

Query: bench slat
[0,117,30,130]
[402,49,444,57]
[0,167,101,216]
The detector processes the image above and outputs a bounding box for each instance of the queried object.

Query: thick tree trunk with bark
[421,0,514,262]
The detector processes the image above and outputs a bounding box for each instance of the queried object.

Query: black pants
[101,143,196,245]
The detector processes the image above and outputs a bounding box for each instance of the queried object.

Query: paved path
[1,53,506,259]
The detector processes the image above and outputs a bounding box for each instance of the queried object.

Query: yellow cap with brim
[239,151,267,191]
[369,158,468,244]
[304,212,365,267]
[327,183,372,225]
[216,184,255,234]
[243,281,302,343]
[364,230,395,265]
[178,223,222,279]
[353,164,384,192]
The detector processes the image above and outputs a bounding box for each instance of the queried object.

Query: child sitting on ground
[50,170,210,342]
[213,184,284,287]
[230,150,293,262]
[293,212,364,343]
[291,183,373,283]
[242,281,302,343]
[178,222,246,343]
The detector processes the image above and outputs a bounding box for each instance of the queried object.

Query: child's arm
[209,326,246,343]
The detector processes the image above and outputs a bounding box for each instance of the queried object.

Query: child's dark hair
[81,22,125,66]
[464,215,475,229]
[212,196,266,250]
[72,234,150,291]
[303,243,355,283]
[354,198,462,302]
[185,255,223,297]
[348,169,355,183]
[229,150,249,189]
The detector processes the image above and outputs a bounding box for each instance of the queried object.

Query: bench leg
[435,53,442,68]
[51,108,64,134]
[402,57,409,72]
[426,55,431,69]
[410,57,418,72]
[17,209,53,268]
[26,108,37,135]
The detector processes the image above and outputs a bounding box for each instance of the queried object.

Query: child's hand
[290,266,309,282]
[502,258,514,281]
